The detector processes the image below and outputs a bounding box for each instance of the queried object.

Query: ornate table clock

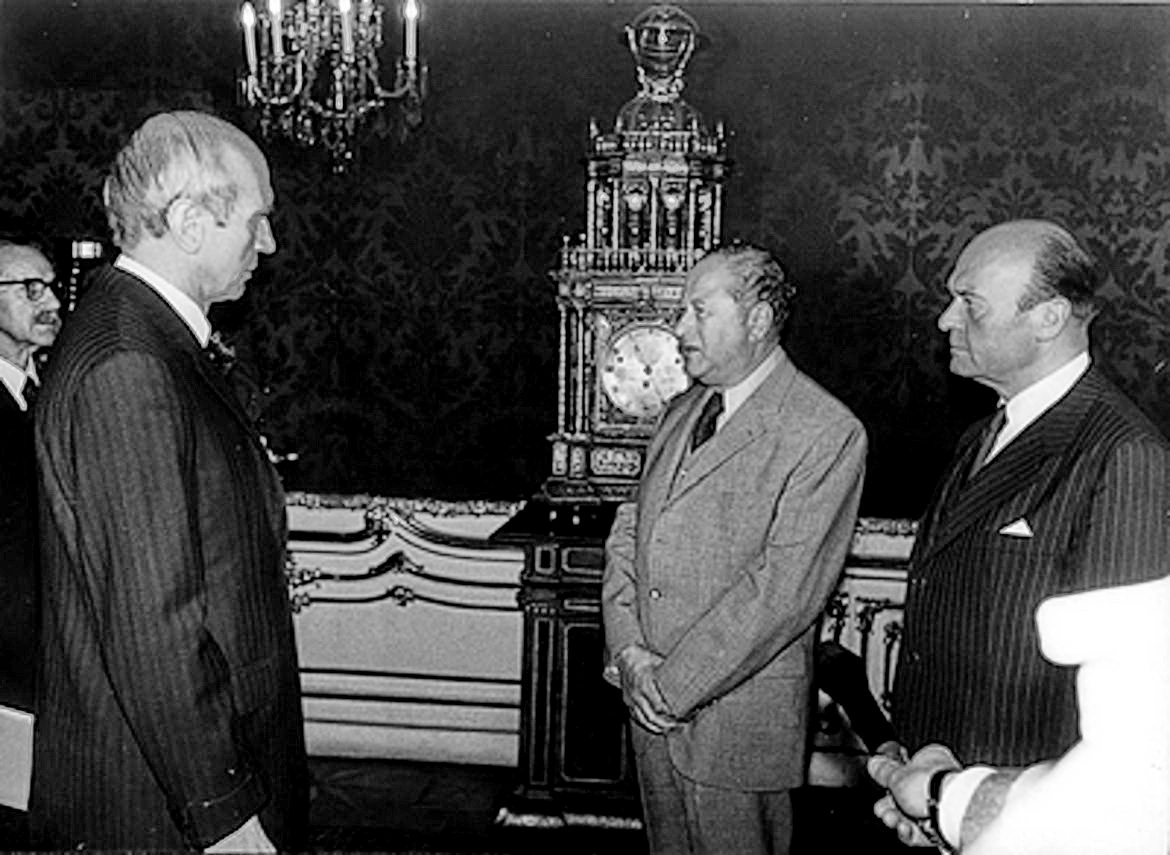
[494,5,732,826]
[544,3,729,502]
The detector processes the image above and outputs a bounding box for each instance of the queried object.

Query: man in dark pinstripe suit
[888,220,1170,796]
[31,112,307,850]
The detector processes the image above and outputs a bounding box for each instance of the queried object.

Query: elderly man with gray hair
[31,111,306,851]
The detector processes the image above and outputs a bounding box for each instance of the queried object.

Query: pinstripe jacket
[892,365,1170,767]
[30,266,307,848]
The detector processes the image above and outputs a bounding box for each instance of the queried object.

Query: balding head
[938,220,1097,398]
[965,220,1100,321]
[103,111,272,251]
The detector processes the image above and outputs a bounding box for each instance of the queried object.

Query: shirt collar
[720,345,783,426]
[0,356,30,411]
[992,351,1091,457]
[115,255,211,348]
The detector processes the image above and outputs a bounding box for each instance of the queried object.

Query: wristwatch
[926,768,958,852]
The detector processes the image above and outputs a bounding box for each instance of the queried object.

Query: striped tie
[969,406,1006,478]
[21,376,39,410]
[691,391,724,452]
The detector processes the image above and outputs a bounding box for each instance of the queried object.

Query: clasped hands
[867,742,962,848]
[613,644,682,734]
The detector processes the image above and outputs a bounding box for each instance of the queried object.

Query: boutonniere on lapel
[203,330,264,424]
[204,330,238,375]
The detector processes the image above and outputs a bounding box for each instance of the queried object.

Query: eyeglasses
[0,278,57,301]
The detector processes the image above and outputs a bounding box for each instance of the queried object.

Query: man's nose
[937,297,960,332]
[256,217,276,254]
[41,287,61,311]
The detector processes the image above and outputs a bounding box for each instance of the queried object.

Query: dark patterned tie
[969,406,1006,478]
[691,391,724,452]
[22,376,39,410]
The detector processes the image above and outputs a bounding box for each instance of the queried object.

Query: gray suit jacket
[603,351,867,790]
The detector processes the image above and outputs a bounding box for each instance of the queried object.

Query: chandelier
[238,0,425,169]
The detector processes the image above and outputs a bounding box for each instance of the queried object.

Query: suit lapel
[639,387,702,524]
[665,357,798,506]
[115,270,286,543]
[917,369,1101,562]
[190,348,287,542]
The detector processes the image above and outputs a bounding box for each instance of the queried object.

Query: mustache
[34,311,61,328]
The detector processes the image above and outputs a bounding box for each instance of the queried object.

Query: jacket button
[649,588,662,600]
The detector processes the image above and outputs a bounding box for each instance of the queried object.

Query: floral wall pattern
[2,2,1170,517]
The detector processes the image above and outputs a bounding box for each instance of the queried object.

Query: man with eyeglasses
[30,112,305,852]
[0,239,60,846]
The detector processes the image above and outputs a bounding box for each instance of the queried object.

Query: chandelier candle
[268,0,284,58]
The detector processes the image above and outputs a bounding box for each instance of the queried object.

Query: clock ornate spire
[544,3,729,502]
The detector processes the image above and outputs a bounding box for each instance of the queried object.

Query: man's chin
[948,354,975,377]
[215,280,248,304]
[32,325,61,346]
[682,353,706,380]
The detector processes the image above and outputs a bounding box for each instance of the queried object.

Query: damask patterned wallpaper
[2,1,1169,517]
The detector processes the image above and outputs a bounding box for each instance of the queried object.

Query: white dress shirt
[986,351,1090,463]
[0,356,38,412]
[115,255,210,347]
[717,346,784,432]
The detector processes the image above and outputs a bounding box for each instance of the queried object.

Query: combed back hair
[1019,229,1101,322]
[0,239,49,277]
[103,111,270,250]
[705,242,797,333]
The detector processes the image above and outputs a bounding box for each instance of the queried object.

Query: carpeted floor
[308,757,908,854]
[0,758,906,852]
[308,757,649,854]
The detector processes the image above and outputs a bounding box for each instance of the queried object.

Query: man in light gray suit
[602,243,867,854]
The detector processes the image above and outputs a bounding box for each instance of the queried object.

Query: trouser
[632,727,794,855]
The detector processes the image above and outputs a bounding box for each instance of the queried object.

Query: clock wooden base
[490,498,642,826]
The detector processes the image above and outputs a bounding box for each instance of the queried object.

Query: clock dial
[600,324,690,419]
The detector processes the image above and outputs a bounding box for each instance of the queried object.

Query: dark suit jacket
[893,365,1170,767]
[0,387,37,712]
[604,353,867,791]
[31,265,307,849]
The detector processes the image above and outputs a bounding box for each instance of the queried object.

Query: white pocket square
[999,518,1033,538]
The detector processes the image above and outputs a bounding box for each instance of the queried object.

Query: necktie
[691,391,724,452]
[969,406,1006,477]
[22,376,39,410]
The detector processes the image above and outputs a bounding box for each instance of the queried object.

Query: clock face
[600,324,690,419]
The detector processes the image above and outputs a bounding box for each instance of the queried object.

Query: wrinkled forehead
[0,246,53,280]
[685,255,736,297]
[949,233,1035,292]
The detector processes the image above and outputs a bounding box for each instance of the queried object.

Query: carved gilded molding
[286,491,525,519]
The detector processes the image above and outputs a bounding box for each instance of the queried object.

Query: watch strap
[926,768,958,853]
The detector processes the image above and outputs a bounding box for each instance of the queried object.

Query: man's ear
[1033,296,1072,342]
[747,301,774,342]
[165,198,205,255]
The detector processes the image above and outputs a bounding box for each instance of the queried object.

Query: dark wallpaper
[3,1,1170,518]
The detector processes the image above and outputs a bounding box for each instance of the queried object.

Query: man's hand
[614,644,680,735]
[868,743,961,847]
[873,739,908,763]
[204,815,274,853]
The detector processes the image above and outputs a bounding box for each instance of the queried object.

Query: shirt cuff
[939,765,996,848]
